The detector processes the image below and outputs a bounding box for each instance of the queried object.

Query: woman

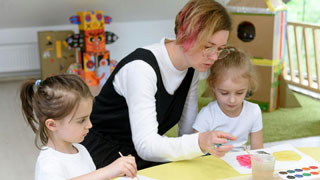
[82,0,237,170]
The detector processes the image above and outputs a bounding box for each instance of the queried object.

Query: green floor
[166,81,320,143]
[262,93,320,142]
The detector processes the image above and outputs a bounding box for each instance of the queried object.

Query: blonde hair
[175,0,232,53]
[207,47,258,98]
[20,74,93,149]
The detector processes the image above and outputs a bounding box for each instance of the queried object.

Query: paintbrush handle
[118,152,141,180]
[242,144,251,157]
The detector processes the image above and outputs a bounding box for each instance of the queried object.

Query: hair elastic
[35,80,41,87]
[245,90,253,98]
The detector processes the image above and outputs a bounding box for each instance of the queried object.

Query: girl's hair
[20,74,93,149]
[174,0,232,52]
[207,47,258,98]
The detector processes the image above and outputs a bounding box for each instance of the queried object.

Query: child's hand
[198,131,237,157]
[104,156,137,179]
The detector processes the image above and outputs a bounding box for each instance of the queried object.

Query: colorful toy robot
[66,10,118,87]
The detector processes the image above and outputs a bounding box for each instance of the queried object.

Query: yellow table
[139,147,320,180]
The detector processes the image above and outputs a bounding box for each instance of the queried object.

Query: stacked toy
[66,10,118,87]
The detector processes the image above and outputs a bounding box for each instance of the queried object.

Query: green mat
[165,80,320,143]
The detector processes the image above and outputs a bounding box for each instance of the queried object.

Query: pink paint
[236,154,251,169]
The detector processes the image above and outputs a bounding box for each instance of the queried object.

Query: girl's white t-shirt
[35,143,96,180]
[193,100,263,151]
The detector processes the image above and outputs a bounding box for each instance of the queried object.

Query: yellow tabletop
[138,147,320,180]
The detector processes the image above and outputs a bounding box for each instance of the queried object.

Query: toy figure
[66,10,118,87]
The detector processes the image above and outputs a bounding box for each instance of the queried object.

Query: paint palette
[277,166,320,179]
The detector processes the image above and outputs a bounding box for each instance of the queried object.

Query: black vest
[90,48,194,146]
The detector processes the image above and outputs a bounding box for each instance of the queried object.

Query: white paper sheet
[221,144,320,174]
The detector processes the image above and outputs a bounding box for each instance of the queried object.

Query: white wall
[102,19,176,61]
[0,19,176,77]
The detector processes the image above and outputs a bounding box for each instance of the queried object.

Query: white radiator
[0,43,40,73]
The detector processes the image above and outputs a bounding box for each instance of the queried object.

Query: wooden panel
[303,28,313,86]
[286,25,295,81]
[294,26,304,85]
[287,81,320,94]
[313,29,320,89]
[286,21,320,94]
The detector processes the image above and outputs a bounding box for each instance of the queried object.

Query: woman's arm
[114,61,236,161]
[114,61,203,162]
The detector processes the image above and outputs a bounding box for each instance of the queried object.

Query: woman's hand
[103,155,138,179]
[198,131,237,157]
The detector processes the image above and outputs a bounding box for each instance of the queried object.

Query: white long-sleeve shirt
[113,38,203,162]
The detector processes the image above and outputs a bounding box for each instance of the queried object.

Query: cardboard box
[248,59,282,112]
[37,30,76,80]
[227,0,287,60]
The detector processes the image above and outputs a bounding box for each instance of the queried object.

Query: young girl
[193,47,263,151]
[20,74,137,180]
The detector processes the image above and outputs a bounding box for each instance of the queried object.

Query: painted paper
[221,144,320,174]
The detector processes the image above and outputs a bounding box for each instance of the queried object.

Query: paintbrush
[242,144,252,158]
[118,152,141,180]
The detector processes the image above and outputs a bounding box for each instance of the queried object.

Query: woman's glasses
[203,46,231,59]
